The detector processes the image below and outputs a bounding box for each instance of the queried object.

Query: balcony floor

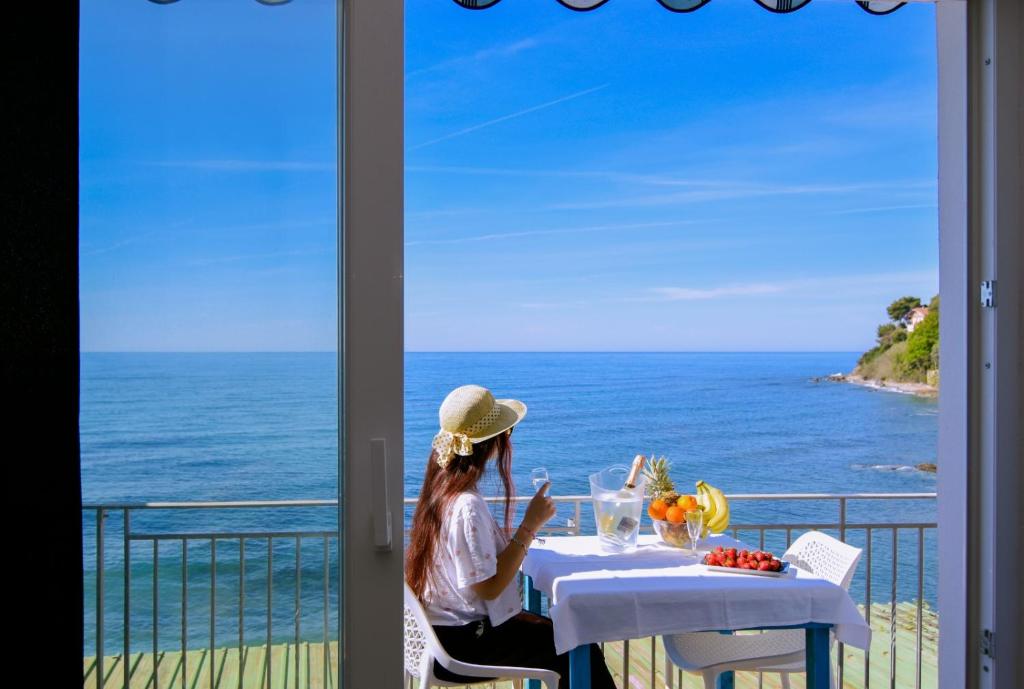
[83,603,935,689]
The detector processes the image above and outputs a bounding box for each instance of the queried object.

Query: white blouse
[424,491,523,627]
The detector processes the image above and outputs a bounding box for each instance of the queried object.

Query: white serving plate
[701,561,792,578]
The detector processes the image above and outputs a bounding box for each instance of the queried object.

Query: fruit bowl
[651,519,694,548]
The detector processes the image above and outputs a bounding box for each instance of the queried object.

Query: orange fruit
[676,495,698,511]
[648,499,668,521]
[665,505,686,524]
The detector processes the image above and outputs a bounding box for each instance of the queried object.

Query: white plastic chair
[661,531,863,689]
[404,582,561,689]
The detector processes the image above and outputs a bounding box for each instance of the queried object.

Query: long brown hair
[405,432,515,599]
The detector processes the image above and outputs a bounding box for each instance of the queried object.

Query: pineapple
[643,455,678,503]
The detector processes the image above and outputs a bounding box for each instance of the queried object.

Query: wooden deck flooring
[84,603,936,689]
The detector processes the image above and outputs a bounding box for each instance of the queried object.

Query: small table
[522,535,871,689]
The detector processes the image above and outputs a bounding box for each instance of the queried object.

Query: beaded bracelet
[510,535,529,552]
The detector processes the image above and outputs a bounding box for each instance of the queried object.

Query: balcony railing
[82,493,937,689]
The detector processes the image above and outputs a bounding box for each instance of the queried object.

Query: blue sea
[81,352,938,653]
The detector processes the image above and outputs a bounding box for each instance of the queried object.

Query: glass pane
[79,2,340,687]
[405,3,938,685]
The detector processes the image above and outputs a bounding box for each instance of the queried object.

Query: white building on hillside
[907,306,930,332]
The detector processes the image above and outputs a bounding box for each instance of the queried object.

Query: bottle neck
[624,455,645,489]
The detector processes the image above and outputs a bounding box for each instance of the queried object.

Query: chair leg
[664,654,674,689]
[780,672,791,689]
[701,669,718,689]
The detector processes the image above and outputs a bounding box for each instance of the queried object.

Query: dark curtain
[2,4,83,684]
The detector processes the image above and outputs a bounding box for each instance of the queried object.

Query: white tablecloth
[522,535,871,655]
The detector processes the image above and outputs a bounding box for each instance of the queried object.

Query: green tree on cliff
[887,296,922,324]
[898,297,940,380]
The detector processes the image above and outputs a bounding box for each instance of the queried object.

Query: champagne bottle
[623,454,646,490]
[604,454,646,543]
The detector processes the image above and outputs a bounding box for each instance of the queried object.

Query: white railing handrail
[81,492,937,510]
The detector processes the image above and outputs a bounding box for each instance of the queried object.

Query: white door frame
[935,3,969,686]
[339,0,405,687]
[937,0,1021,687]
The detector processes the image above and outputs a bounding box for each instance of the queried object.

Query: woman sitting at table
[406,384,616,689]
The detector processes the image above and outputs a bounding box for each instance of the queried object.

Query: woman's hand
[522,481,556,532]
[473,482,556,602]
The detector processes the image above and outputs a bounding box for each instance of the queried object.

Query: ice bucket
[589,464,647,552]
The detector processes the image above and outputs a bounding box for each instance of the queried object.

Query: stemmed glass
[529,468,549,544]
[531,467,549,493]
[684,508,704,557]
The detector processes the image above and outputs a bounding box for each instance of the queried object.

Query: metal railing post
[865,527,873,689]
[97,508,106,689]
[267,537,273,689]
[181,539,188,689]
[837,498,846,689]
[916,527,924,689]
[294,536,301,689]
[153,540,159,689]
[210,538,217,689]
[124,509,131,689]
[323,537,329,689]
[239,538,246,689]
[890,528,898,689]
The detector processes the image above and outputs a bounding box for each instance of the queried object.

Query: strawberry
[725,548,737,558]
[758,561,773,571]
[715,546,725,553]
[740,550,750,559]
[724,558,736,568]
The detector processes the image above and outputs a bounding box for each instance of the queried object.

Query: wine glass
[529,468,549,544]
[684,508,704,557]
[531,467,549,493]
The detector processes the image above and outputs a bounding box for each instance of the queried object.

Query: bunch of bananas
[695,480,730,533]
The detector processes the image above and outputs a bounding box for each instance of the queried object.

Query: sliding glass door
[79,1,404,686]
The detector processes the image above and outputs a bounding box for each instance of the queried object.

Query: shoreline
[846,373,938,398]
[813,372,939,398]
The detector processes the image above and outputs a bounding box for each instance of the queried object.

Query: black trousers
[433,611,616,689]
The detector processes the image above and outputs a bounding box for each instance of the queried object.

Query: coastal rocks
[814,372,939,398]
[810,372,847,383]
[852,462,938,474]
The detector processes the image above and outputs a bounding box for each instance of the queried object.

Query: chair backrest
[783,531,862,591]
[404,582,455,680]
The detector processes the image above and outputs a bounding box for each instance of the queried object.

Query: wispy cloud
[406,37,541,79]
[547,180,936,211]
[650,283,786,301]
[185,246,333,267]
[408,84,609,151]
[642,270,938,303]
[147,160,334,172]
[519,299,594,310]
[405,164,719,188]
[81,220,335,257]
[821,203,938,216]
[405,219,710,247]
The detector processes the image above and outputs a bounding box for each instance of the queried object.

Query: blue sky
[80,0,938,352]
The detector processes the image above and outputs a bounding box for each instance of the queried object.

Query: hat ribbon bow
[432,430,473,468]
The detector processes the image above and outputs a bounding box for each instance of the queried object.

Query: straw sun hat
[432,385,527,469]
